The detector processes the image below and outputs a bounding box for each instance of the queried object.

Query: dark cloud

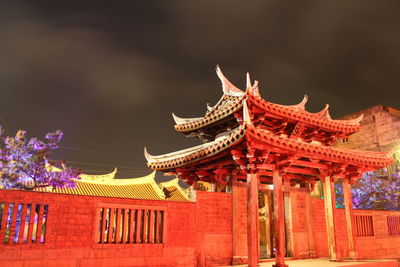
[1,1,400,179]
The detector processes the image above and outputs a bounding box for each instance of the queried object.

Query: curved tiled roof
[146,125,393,172]
[146,125,246,170]
[38,179,165,200]
[174,94,245,132]
[34,171,190,202]
[160,178,190,201]
[172,66,363,135]
[245,126,393,169]
[249,95,362,134]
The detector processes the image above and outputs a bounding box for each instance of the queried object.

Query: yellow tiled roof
[79,167,117,182]
[34,171,190,202]
[159,178,190,201]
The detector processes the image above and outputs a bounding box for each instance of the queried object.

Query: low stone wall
[295,197,400,260]
[0,189,232,267]
[1,188,400,266]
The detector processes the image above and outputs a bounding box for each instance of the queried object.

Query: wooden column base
[272,264,289,267]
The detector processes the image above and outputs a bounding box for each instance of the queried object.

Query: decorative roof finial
[288,94,308,110]
[215,65,244,97]
[246,72,251,89]
[316,104,330,118]
[172,113,202,125]
[242,100,253,126]
[347,114,364,125]
[206,103,213,112]
[144,147,154,162]
[172,113,183,125]
[252,80,260,97]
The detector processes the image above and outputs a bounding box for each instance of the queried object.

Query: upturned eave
[146,125,393,172]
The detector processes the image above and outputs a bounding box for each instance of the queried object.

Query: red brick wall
[0,189,233,267]
[297,198,400,260]
[354,209,400,259]
[196,191,232,266]
[231,183,247,264]
[2,189,400,266]
[310,198,329,257]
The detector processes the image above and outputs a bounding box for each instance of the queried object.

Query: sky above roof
[1,1,400,179]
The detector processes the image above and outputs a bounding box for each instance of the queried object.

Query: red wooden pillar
[247,172,259,267]
[343,180,357,259]
[322,175,337,260]
[273,170,288,267]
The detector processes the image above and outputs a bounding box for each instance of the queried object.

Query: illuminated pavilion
[145,66,394,267]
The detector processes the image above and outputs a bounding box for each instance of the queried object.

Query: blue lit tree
[335,167,400,210]
[0,126,80,190]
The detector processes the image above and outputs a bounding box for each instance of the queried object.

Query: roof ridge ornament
[79,167,118,181]
[326,111,332,120]
[207,103,213,112]
[316,104,330,118]
[297,94,308,109]
[329,113,363,125]
[246,72,261,97]
[172,113,202,125]
[282,94,308,110]
[144,147,154,162]
[242,100,253,127]
[347,114,364,125]
[252,80,260,97]
[215,65,244,97]
[246,72,251,89]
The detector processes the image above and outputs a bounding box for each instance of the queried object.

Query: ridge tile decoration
[145,66,394,186]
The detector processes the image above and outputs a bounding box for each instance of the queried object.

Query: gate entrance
[259,191,292,259]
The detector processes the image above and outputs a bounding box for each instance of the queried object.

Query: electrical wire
[64,160,146,170]
[58,145,136,158]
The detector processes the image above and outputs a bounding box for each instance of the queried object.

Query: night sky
[1,1,400,179]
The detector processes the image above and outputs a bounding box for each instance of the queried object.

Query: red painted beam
[284,166,320,176]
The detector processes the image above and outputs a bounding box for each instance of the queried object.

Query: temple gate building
[145,66,394,267]
[1,68,399,267]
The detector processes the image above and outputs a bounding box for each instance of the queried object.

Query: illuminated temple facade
[1,68,399,267]
[145,66,394,267]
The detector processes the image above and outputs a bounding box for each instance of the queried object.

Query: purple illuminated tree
[0,126,80,190]
[335,167,400,210]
